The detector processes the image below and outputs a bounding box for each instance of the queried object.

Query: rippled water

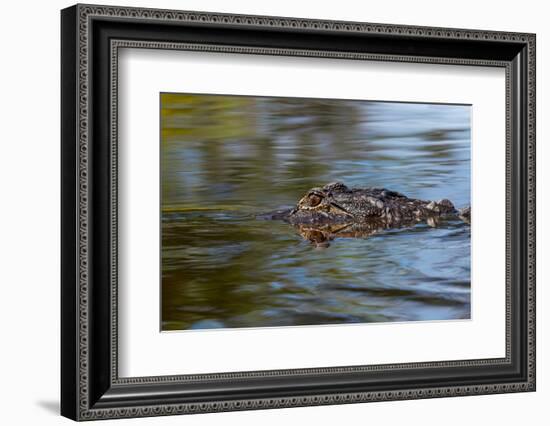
[161,94,471,331]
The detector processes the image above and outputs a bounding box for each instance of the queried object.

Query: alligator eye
[308,193,322,207]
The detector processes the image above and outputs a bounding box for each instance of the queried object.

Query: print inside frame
[159,92,473,332]
[61,4,535,421]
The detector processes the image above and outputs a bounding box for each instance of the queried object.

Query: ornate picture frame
[61,3,535,421]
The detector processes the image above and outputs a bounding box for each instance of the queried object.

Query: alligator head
[257,182,469,247]
[289,182,359,224]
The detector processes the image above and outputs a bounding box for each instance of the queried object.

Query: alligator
[260,182,470,247]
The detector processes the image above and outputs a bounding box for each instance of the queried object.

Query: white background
[119,50,505,377]
[0,0,547,425]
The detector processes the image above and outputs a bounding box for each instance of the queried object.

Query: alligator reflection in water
[288,218,463,248]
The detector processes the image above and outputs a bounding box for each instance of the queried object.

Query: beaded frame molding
[61,3,536,421]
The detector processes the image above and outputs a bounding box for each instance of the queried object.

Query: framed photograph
[61,4,536,421]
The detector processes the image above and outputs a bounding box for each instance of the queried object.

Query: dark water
[161,94,471,331]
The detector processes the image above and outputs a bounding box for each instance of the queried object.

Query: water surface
[161,94,471,331]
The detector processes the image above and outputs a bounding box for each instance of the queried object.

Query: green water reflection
[161,93,471,331]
